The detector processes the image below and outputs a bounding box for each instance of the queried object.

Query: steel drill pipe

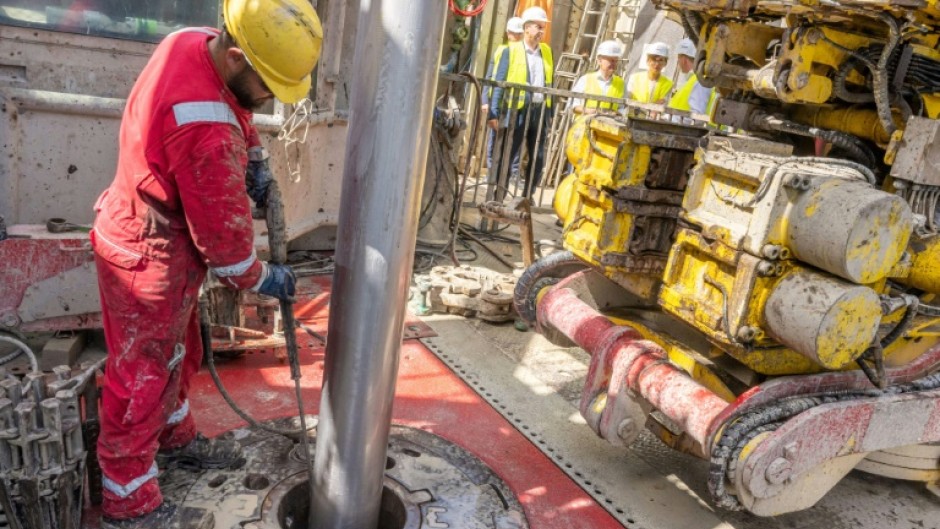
[311,1,448,528]
[536,282,729,447]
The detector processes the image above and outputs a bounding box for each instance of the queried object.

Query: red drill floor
[187,276,625,529]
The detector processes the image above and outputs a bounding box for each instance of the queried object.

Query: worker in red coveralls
[90,0,322,527]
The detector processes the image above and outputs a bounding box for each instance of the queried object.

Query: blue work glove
[245,146,273,209]
[257,263,296,302]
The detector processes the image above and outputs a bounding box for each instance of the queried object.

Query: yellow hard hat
[224,0,323,104]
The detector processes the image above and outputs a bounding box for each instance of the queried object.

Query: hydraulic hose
[710,369,940,509]
[202,303,312,438]
[874,13,901,137]
[0,334,38,373]
[751,112,877,169]
[513,250,586,326]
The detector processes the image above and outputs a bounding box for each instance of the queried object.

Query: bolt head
[617,418,638,441]
[736,326,758,343]
[0,312,19,328]
[765,457,792,485]
[796,72,810,89]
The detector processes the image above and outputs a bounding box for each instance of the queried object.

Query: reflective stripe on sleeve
[102,462,158,499]
[250,261,270,292]
[173,101,240,128]
[167,399,190,426]
[211,250,258,278]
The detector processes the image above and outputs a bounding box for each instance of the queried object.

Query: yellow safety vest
[584,72,625,110]
[505,41,554,108]
[486,44,508,101]
[668,73,719,121]
[667,73,698,111]
[628,71,672,104]
[492,44,508,72]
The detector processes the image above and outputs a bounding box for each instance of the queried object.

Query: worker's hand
[245,147,273,209]
[257,263,296,303]
[487,118,498,131]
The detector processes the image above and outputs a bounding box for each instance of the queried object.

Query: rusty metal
[478,198,536,266]
[423,266,517,323]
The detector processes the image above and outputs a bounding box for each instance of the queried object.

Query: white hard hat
[646,41,670,58]
[677,38,696,58]
[521,6,549,26]
[596,40,623,58]
[506,17,524,34]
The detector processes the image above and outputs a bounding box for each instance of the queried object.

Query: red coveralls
[91,28,264,519]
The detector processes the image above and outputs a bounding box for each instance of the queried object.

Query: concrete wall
[0,0,357,250]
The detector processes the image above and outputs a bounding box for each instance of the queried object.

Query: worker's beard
[228,69,264,111]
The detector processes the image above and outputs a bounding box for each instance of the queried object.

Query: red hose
[449,0,487,17]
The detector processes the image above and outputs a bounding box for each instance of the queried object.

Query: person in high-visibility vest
[483,17,524,174]
[667,38,716,116]
[488,6,554,198]
[570,40,625,114]
[626,41,673,104]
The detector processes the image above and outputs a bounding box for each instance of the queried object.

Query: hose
[709,368,940,509]
[874,13,900,137]
[203,314,313,438]
[0,334,38,373]
[448,0,486,17]
[513,250,587,326]
[680,11,702,46]
[752,112,877,169]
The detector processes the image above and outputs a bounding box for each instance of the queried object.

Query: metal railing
[438,72,712,214]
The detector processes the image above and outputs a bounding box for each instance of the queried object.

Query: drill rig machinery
[517,1,940,516]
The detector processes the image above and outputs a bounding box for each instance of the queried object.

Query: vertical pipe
[311,1,448,528]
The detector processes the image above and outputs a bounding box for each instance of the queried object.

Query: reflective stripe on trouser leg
[159,308,203,450]
[94,251,205,519]
[103,462,158,498]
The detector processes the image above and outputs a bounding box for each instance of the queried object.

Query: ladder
[553,0,615,95]
[539,0,615,198]
[611,0,644,77]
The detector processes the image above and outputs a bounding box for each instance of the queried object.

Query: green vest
[492,44,508,72]
[667,72,719,118]
[584,72,625,110]
[505,41,554,108]
[628,71,672,104]
[486,44,509,101]
[667,73,698,111]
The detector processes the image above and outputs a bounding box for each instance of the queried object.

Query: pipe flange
[171,418,528,529]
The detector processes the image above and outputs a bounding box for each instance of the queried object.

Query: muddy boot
[156,433,244,471]
[101,503,214,529]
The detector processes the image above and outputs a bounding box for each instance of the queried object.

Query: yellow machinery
[521,0,940,516]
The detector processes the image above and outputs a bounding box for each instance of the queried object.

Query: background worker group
[572,37,714,115]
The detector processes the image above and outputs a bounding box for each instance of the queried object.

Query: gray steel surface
[311,1,449,528]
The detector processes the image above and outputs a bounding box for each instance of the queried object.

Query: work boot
[156,433,244,471]
[101,503,214,529]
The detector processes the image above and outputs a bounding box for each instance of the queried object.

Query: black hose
[833,59,876,103]
[202,302,312,438]
[513,250,587,326]
[680,11,702,46]
[752,113,877,169]
[874,13,900,137]
[709,368,940,510]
